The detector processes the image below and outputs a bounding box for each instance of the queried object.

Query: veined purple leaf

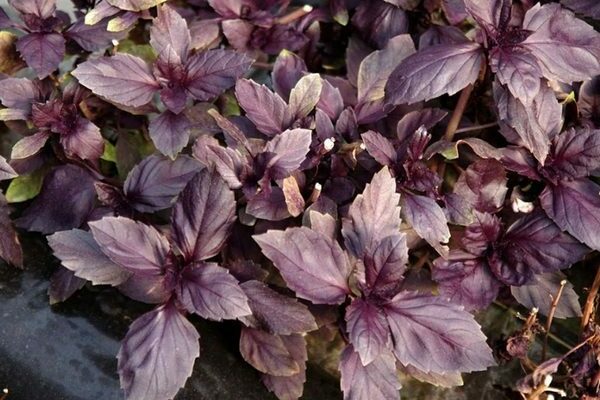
[540,179,600,250]
[48,267,86,304]
[239,327,300,376]
[176,262,251,321]
[0,194,22,268]
[60,118,104,160]
[342,167,401,258]
[400,192,450,257]
[549,128,600,179]
[365,234,409,297]
[9,0,56,19]
[272,50,307,100]
[17,33,65,79]
[117,302,199,400]
[72,53,159,108]
[494,82,562,164]
[352,0,408,49]
[339,345,400,400]
[464,0,510,34]
[16,165,96,234]
[345,298,391,366]
[503,212,589,275]
[171,168,236,262]
[432,251,501,311]
[511,272,582,318]
[48,229,131,286]
[240,280,318,335]
[308,210,337,239]
[254,227,351,305]
[207,0,242,17]
[522,3,600,84]
[357,34,415,103]
[0,77,39,111]
[288,74,322,119]
[384,291,495,374]
[361,131,397,166]
[150,4,190,63]
[396,108,448,143]
[89,216,170,275]
[400,364,464,388]
[192,137,244,189]
[235,79,289,136]
[66,18,126,52]
[262,334,308,400]
[118,273,172,304]
[124,154,201,213]
[106,0,166,11]
[264,129,312,180]
[184,49,253,101]
[386,42,484,105]
[149,111,192,158]
[246,187,291,221]
[489,46,542,106]
[454,159,507,213]
[562,0,600,19]
[316,79,344,120]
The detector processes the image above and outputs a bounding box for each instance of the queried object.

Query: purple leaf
[463,0,510,34]
[511,272,582,318]
[117,302,199,400]
[396,108,447,143]
[192,136,244,189]
[171,168,236,262]
[84,1,120,25]
[150,4,190,63]
[124,154,201,213]
[48,229,131,286]
[432,251,501,311]
[342,167,401,258]
[352,0,408,49]
[339,345,400,400]
[254,227,351,305]
[60,118,104,160]
[262,334,308,400]
[502,212,589,275]
[9,0,56,19]
[106,0,166,11]
[453,159,508,213]
[540,178,600,250]
[184,49,253,101]
[494,82,562,164]
[118,273,172,304]
[235,79,289,136]
[72,53,159,108]
[17,33,65,79]
[264,129,312,180]
[561,0,600,19]
[0,155,18,180]
[357,34,415,103]
[89,216,170,275]
[176,262,251,320]
[400,192,450,257]
[48,267,86,304]
[549,128,600,179]
[0,194,22,268]
[16,165,96,234]
[489,46,542,106]
[240,280,318,335]
[272,50,307,100]
[386,42,484,105]
[0,77,39,111]
[239,327,300,376]
[288,74,322,119]
[522,3,600,84]
[316,79,344,120]
[246,188,292,221]
[148,111,191,158]
[361,130,397,166]
[345,298,391,366]
[66,18,126,52]
[384,290,496,373]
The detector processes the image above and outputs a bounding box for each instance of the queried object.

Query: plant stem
[444,84,474,141]
[454,121,498,134]
[276,5,313,25]
[252,61,273,70]
[542,279,567,361]
[581,263,600,331]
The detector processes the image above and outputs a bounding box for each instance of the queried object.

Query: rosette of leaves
[0,0,125,78]
[385,0,600,164]
[255,167,496,400]
[72,4,253,158]
[207,0,313,55]
[48,168,254,400]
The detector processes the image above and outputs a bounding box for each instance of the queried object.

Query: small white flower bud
[543,374,553,386]
[324,138,335,151]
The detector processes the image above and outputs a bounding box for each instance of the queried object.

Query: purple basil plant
[1,0,600,399]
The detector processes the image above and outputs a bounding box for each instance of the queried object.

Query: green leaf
[101,140,117,163]
[6,169,46,203]
[116,39,157,63]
